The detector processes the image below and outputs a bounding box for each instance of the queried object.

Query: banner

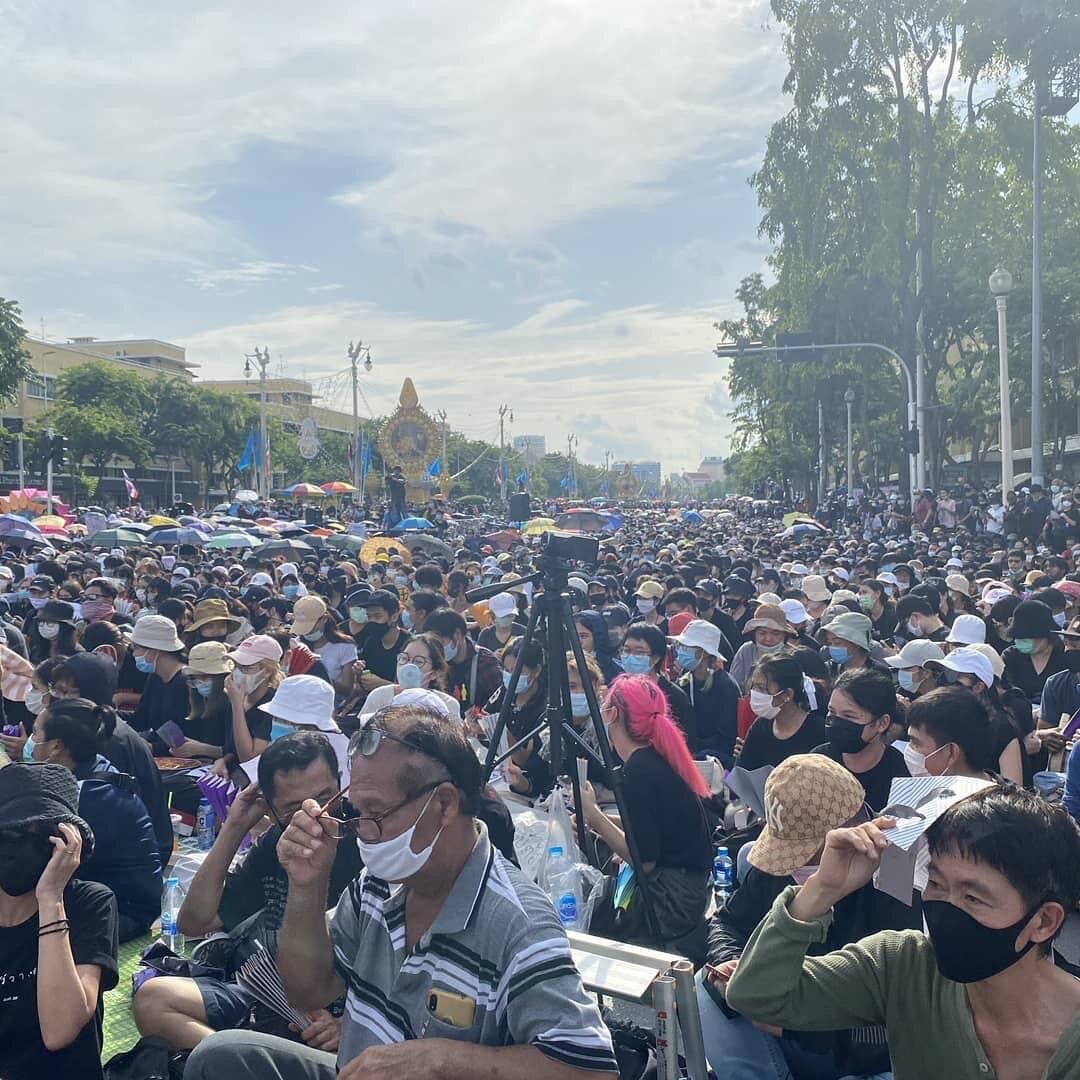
[122,470,140,501]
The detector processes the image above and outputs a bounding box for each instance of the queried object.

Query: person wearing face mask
[484,638,547,796]
[815,669,908,812]
[404,590,446,638]
[602,604,632,656]
[698,755,920,1080]
[885,638,945,699]
[185,706,618,1080]
[129,615,191,751]
[26,599,80,665]
[721,575,757,637]
[894,593,948,647]
[728,604,798,691]
[857,579,897,641]
[261,676,352,787]
[358,634,460,724]
[694,580,739,662]
[348,590,410,693]
[0,763,118,1080]
[425,609,503,714]
[217,635,282,777]
[477,592,526,653]
[673,619,739,764]
[620,624,698,748]
[340,583,374,644]
[1002,599,1069,702]
[176,642,233,761]
[183,598,242,650]
[133,732,362,1053]
[291,595,359,694]
[727,787,1080,1080]
[27,698,161,942]
[631,580,667,631]
[903,686,1001,782]
[738,657,827,772]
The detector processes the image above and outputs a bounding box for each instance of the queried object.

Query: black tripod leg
[561,596,661,942]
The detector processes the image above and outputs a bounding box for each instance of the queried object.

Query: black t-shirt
[657,674,698,748]
[116,648,149,694]
[217,823,363,959]
[0,880,118,1080]
[1003,641,1070,702]
[132,668,189,737]
[222,691,274,763]
[357,626,412,682]
[814,742,910,811]
[621,747,712,872]
[737,710,828,772]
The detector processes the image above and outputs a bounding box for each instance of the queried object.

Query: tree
[0,300,33,405]
[54,362,152,418]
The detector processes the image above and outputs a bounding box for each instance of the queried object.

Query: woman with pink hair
[578,674,712,955]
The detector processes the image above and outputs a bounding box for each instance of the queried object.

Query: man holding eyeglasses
[184,704,618,1080]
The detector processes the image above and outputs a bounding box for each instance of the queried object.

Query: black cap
[40,600,76,625]
[29,575,54,592]
[0,763,94,855]
[357,588,400,614]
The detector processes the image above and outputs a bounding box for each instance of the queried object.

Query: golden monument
[377,378,441,503]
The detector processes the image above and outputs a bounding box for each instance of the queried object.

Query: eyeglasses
[318,780,446,842]
[398,655,430,669]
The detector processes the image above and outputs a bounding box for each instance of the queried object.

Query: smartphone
[156,721,186,750]
[426,988,476,1029]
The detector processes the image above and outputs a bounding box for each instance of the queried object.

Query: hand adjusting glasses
[317,721,455,842]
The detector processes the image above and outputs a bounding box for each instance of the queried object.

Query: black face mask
[0,834,57,896]
[923,896,1046,983]
[825,714,872,755]
[1065,650,1080,674]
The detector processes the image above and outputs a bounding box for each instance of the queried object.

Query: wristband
[38,918,70,931]
[38,925,70,938]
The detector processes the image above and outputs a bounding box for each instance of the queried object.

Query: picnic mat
[102,933,154,1061]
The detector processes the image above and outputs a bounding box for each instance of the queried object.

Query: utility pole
[915,216,927,490]
[45,426,54,514]
[817,399,825,508]
[498,404,511,502]
[436,409,448,489]
[990,266,1015,498]
[567,434,578,497]
[347,340,373,501]
[1031,78,1045,487]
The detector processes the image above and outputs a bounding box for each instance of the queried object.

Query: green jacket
[726,886,1080,1080]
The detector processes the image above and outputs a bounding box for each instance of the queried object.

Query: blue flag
[426,458,442,477]
[516,469,528,488]
[236,431,257,472]
[361,440,373,480]
[559,473,571,490]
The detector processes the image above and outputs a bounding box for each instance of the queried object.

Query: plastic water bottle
[713,847,733,903]
[161,876,186,954]
[196,798,215,851]
[544,845,582,930]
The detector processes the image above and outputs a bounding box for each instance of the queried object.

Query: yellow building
[200,378,356,436]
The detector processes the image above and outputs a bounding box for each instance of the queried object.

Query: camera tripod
[466,550,659,939]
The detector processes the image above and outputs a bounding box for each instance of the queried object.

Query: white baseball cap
[488,593,517,619]
[780,599,810,626]
[884,639,946,669]
[672,619,723,658]
[927,647,994,689]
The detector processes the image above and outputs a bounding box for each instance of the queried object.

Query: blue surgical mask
[675,647,699,673]
[400,610,413,631]
[1054,612,1067,628]
[135,654,156,674]
[444,641,458,662]
[270,720,295,742]
[828,645,850,664]
[570,692,590,718]
[22,735,35,762]
[503,670,531,693]
[397,662,424,689]
[193,680,214,698]
[282,585,299,599]
[349,606,368,625]
[898,669,918,693]
[1014,638,1036,655]
[621,653,652,675]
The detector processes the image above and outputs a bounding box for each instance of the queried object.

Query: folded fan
[236,948,309,1029]
[196,774,238,825]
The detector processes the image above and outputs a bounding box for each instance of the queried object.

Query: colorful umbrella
[286,483,326,497]
[522,517,557,537]
[235,490,259,503]
[0,514,45,546]
[253,538,315,557]
[147,515,180,527]
[206,532,257,550]
[395,516,434,531]
[147,526,207,546]
[323,533,365,554]
[320,481,358,494]
[85,528,146,548]
[359,536,413,567]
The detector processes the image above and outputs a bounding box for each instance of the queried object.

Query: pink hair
[605,674,709,798]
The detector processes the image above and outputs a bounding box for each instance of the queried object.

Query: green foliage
[0,300,33,406]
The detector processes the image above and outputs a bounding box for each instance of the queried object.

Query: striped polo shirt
[330,821,617,1073]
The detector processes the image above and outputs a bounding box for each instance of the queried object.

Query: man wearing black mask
[721,575,756,637]
[695,580,737,662]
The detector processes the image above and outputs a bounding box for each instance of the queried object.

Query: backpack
[103,1036,188,1080]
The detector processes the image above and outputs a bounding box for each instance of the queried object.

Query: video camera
[540,530,599,566]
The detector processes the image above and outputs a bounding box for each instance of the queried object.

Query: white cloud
[1,0,783,270]
[179,296,740,473]
[188,261,318,292]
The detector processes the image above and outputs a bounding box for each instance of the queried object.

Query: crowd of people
[2,487,1080,1080]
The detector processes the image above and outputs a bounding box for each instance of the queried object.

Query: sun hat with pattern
[748,754,866,877]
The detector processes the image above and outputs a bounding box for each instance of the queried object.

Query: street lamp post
[844,388,855,500]
[243,347,270,498]
[347,341,373,501]
[989,265,1014,499]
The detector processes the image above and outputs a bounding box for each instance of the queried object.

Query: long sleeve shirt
[726,886,1080,1080]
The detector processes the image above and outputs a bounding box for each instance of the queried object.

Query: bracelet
[38,925,70,938]
[38,918,69,932]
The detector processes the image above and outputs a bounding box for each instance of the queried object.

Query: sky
[1,0,789,475]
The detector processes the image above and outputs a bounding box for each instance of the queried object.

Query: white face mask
[903,742,947,777]
[636,598,655,615]
[749,688,781,720]
[906,617,923,638]
[25,689,46,715]
[355,789,443,882]
[37,623,60,640]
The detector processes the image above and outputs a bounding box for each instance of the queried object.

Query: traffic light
[904,426,920,455]
[49,434,67,467]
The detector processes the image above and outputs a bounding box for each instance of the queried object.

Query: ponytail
[42,697,118,766]
[606,674,708,798]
